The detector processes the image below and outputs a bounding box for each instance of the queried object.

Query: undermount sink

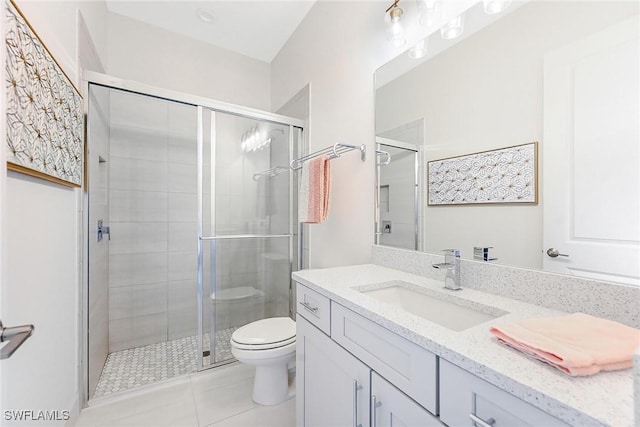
[358,281,507,331]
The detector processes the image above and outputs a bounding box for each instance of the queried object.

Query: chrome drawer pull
[353,380,363,427]
[470,414,496,427]
[300,301,319,314]
[371,395,382,427]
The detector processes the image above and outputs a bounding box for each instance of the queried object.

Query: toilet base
[252,362,290,405]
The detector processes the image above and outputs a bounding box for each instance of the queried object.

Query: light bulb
[483,0,511,15]
[409,39,428,59]
[418,0,440,27]
[440,14,464,40]
[388,6,406,48]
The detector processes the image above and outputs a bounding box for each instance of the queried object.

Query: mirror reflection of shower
[375,135,421,251]
[86,77,301,400]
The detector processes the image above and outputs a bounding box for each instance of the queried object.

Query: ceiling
[105,1,316,63]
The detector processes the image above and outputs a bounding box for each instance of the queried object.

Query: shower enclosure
[84,73,303,400]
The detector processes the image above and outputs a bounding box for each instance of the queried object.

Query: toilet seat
[231,317,296,350]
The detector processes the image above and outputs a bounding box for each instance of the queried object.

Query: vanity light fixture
[408,38,428,59]
[482,0,512,15]
[440,14,465,40]
[386,0,406,48]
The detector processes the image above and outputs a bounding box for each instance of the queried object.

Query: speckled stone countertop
[293,264,634,427]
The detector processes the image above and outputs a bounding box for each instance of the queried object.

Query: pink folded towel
[490,313,640,376]
[298,155,331,224]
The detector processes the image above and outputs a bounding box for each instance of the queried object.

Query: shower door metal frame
[81,71,304,404]
[197,109,301,371]
[375,137,420,251]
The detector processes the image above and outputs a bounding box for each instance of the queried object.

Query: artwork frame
[5,0,84,188]
[427,142,538,206]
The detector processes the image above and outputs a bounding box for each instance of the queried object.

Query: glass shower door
[198,108,298,368]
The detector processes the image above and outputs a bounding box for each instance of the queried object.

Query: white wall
[376,1,639,269]
[107,12,271,110]
[1,1,108,422]
[270,1,470,268]
[270,2,383,268]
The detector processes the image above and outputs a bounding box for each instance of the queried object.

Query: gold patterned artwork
[428,142,538,206]
[5,0,83,187]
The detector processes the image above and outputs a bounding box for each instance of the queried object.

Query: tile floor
[94,328,237,399]
[77,363,296,427]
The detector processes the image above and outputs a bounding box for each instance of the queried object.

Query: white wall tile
[168,162,197,194]
[109,312,168,352]
[168,222,198,252]
[110,190,168,222]
[110,156,168,192]
[168,193,197,222]
[110,123,168,162]
[110,90,169,132]
[109,222,168,255]
[109,252,167,287]
[168,251,197,281]
[109,282,168,320]
[168,135,198,166]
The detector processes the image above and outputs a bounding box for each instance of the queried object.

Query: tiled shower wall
[108,91,198,351]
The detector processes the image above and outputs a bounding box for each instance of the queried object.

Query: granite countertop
[293,264,634,427]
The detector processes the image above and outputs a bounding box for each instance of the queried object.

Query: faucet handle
[432,249,460,269]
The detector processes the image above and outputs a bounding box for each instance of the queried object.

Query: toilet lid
[232,317,296,346]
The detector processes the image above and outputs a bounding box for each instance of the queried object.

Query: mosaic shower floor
[92,327,237,399]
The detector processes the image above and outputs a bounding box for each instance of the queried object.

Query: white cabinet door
[296,316,370,427]
[371,372,442,427]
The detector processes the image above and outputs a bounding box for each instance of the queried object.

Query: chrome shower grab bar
[376,150,391,165]
[0,321,34,360]
[289,143,366,171]
[200,234,293,240]
[252,166,290,181]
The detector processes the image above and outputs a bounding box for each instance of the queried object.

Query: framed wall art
[428,142,538,206]
[5,0,83,187]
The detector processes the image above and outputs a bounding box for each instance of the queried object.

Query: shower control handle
[97,219,111,242]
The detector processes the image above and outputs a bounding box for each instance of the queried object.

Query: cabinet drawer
[440,359,569,427]
[331,302,438,414]
[296,283,331,335]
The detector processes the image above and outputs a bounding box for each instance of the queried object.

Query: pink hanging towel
[490,313,640,376]
[298,155,331,224]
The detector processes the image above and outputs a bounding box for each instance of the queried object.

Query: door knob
[546,248,569,258]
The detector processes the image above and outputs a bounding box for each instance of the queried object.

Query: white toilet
[230,316,296,406]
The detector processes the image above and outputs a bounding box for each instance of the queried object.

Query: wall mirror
[375,0,639,285]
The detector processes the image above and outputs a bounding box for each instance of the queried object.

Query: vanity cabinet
[296,283,441,427]
[296,282,568,427]
[296,315,370,427]
[440,359,569,427]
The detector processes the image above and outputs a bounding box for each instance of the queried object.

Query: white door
[371,373,442,427]
[543,17,640,285]
[297,316,370,427]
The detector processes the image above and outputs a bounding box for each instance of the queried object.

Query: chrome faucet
[432,249,462,291]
